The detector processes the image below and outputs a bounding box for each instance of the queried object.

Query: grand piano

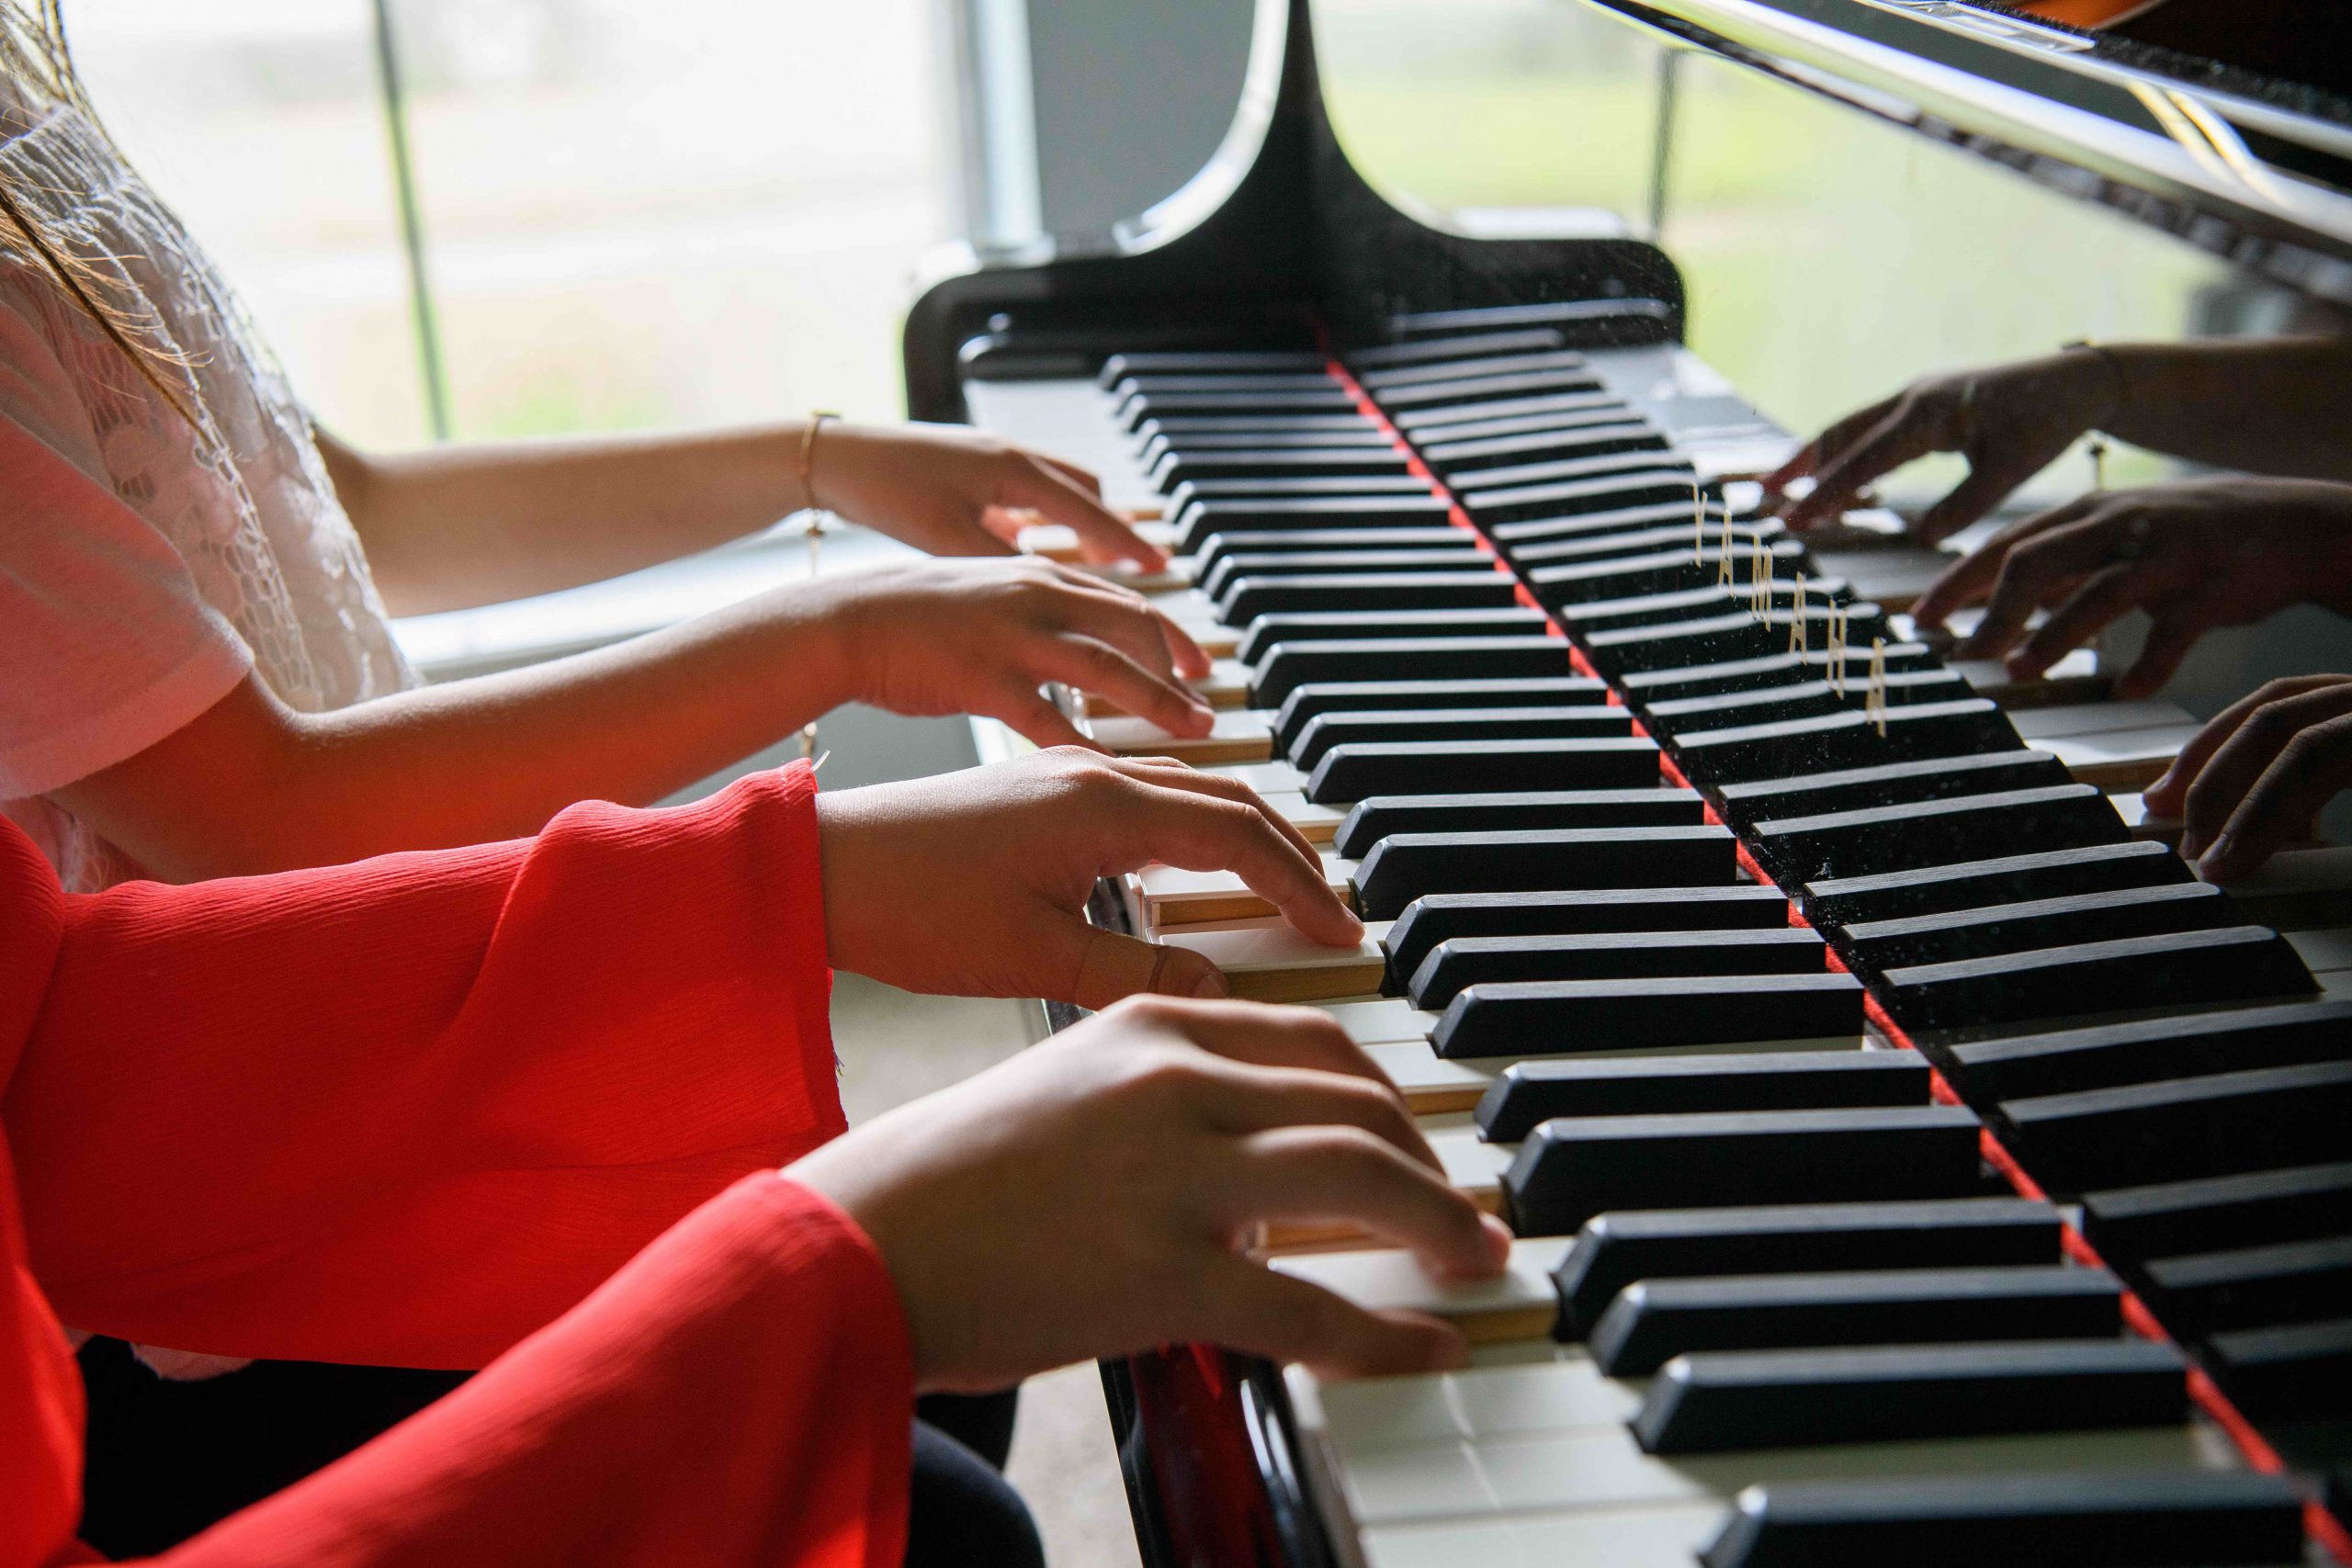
[904,3,2352,1562]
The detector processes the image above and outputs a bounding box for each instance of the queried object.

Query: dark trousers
[76,1340,1037,1565]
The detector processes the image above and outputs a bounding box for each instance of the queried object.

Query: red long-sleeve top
[0,762,913,1567]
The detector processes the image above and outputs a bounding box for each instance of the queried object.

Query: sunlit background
[70,0,950,448]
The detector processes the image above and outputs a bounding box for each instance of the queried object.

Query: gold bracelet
[800,411,841,513]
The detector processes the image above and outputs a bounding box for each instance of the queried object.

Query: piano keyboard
[970,326,2352,1565]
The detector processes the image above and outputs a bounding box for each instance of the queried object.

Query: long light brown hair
[0,0,197,419]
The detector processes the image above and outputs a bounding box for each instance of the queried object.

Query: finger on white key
[1134,852,1357,928]
[1271,1237,1574,1344]
[1085,657,1253,716]
[1201,759,1309,796]
[2032,724,2201,792]
[1089,709,1274,764]
[1159,918,1387,1003]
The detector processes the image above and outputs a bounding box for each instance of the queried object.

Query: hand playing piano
[808,419,1171,570]
[1906,477,2352,698]
[814,748,1364,1007]
[828,556,1215,747]
[2144,673,2352,879]
[789,995,1510,1391]
[1766,348,2121,539]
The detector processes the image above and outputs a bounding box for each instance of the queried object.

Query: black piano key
[1717,748,2072,825]
[1420,423,1669,472]
[1502,1103,1982,1235]
[1381,883,1785,981]
[2141,1234,2352,1335]
[1405,926,1821,1007]
[1374,366,1605,409]
[1167,475,1433,511]
[1291,705,1630,772]
[1193,528,1468,576]
[1883,925,2313,1035]
[2208,1316,2352,1419]
[1650,671,1970,735]
[1548,1197,2062,1338]
[1558,581,1796,633]
[1303,737,1660,806]
[1417,408,1658,449]
[1347,329,1567,369]
[1802,840,2186,928]
[1153,448,1413,490]
[1487,497,1717,545]
[1700,1470,2307,1568]
[1251,636,1577,709]
[1098,350,1324,387]
[1504,517,1767,570]
[1946,1001,2352,1104]
[1999,1056,2352,1191]
[2081,1160,2352,1263]
[1138,425,1386,457]
[1198,547,1492,601]
[1219,570,1519,626]
[1174,496,1450,553]
[1629,1338,2188,1456]
[1459,450,1696,496]
[1356,348,1592,389]
[1843,882,2234,976]
[1620,641,1937,703]
[1237,612,1549,673]
[1579,613,1792,676]
[1437,973,1866,1065]
[1460,469,1701,525]
[1531,546,1809,609]
[1117,389,1360,430]
[1473,1050,1928,1143]
[1673,700,2018,785]
[1756,785,2131,886]
[1391,389,1623,433]
[1407,926,1822,1005]
[1589,1265,2121,1376]
[1117,373,1342,400]
[1275,679,1606,754]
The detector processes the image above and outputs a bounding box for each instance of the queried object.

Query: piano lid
[1587,0,2352,302]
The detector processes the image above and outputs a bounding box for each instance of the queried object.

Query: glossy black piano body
[905,4,2352,1564]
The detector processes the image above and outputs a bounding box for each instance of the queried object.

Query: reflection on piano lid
[904,0,2352,1562]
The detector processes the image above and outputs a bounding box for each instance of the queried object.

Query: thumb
[1050,919,1229,1010]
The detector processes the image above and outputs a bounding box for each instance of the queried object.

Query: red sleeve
[153,1175,913,1568]
[6,762,841,1370]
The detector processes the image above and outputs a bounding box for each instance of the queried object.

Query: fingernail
[1480,1213,1514,1264]
[1189,968,1230,999]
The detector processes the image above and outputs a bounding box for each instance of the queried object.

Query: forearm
[332,422,820,615]
[57,582,855,880]
[2098,336,2352,479]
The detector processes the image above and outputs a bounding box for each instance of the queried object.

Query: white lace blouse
[0,96,416,893]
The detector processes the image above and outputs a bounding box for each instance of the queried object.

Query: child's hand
[813,749,1363,1007]
[822,557,1212,747]
[809,421,1169,570]
[788,995,1510,1392]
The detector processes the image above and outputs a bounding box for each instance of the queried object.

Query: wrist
[2057,340,2130,429]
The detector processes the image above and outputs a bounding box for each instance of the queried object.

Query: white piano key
[1015,519,1180,561]
[1322,998,1445,1045]
[1364,1040,1510,1113]
[1131,852,1359,928]
[1080,656,1253,716]
[1948,647,2104,704]
[1363,1504,1721,1568]
[1159,918,1388,1002]
[2031,724,2201,791]
[1271,1237,1574,1328]
[1264,790,1352,843]
[2007,699,2196,741]
[1087,707,1273,762]
[2221,844,2352,897]
[2285,924,2352,974]
[1425,1115,1515,1202]
[1202,759,1311,795]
